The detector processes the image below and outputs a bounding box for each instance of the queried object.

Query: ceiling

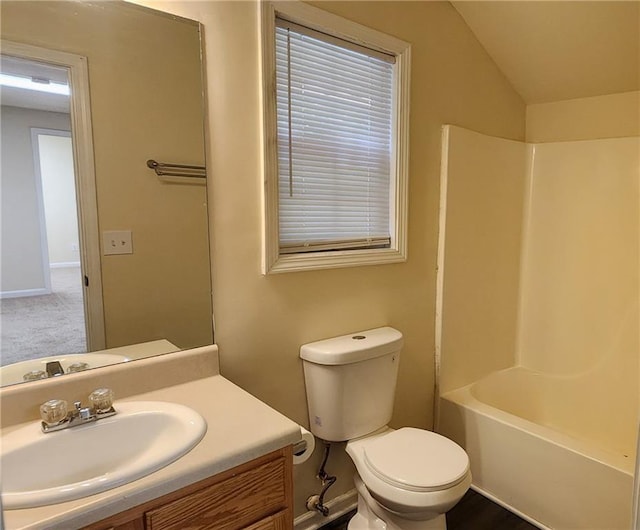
[1,55,70,113]
[3,2,638,109]
[451,1,640,104]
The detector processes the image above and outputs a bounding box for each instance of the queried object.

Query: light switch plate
[103,230,133,255]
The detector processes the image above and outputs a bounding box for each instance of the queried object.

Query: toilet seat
[363,427,469,492]
[346,427,472,515]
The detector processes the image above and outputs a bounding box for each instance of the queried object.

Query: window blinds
[275,19,395,254]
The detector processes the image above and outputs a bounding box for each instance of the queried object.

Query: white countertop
[2,375,302,530]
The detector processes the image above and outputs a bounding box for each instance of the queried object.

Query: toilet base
[348,474,447,530]
[348,510,446,530]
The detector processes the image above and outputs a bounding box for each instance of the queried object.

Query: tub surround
[437,125,639,529]
[437,126,527,394]
[1,345,302,529]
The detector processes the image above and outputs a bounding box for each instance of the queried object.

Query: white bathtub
[439,367,635,530]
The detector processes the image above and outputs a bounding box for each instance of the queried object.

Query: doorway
[0,43,105,367]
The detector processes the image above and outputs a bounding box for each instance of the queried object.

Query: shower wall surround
[519,136,639,455]
[437,124,639,528]
[439,126,639,413]
[438,126,528,394]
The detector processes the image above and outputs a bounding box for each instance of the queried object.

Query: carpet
[0,267,87,366]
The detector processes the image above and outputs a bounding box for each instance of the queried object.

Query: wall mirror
[0,0,213,387]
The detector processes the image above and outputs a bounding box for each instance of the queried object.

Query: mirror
[0,1,213,387]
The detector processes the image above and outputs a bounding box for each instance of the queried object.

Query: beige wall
[2,1,213,350]
[526,91,640,143]
[438,126,528,394]
[204,0,525,423]
[134,0,525,515]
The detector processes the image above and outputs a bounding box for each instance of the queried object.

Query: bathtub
[438,367,636,530]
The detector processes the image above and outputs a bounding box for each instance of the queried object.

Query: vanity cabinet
[83,447,293,530]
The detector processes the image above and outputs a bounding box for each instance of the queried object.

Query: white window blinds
[275,19,395,254]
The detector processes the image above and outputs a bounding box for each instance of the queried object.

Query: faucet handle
[89,388,114,413]
[23,370,47,382]
[40,399,68,425]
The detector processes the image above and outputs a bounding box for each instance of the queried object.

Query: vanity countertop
[2,374,302,530]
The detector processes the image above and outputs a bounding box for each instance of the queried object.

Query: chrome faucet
[45,361,64,377]
[39,388,116,433]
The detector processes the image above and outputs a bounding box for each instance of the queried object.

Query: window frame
[260,1,411,274]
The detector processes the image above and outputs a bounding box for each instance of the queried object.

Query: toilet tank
[300,327,403,442]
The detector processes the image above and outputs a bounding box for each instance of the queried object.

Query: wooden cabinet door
[82,447,293,530]
[146,457,288,530]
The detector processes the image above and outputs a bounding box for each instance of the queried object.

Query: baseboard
[0,287,51,299]
[294,490,357,530]
[50,262,81,269]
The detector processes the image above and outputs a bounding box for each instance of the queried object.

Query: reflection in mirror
[0,1,213,387]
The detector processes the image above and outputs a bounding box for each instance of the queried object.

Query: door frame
[2,40,106,351]
[31,128,77,296]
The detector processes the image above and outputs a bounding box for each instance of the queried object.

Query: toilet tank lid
[300,327,403,365]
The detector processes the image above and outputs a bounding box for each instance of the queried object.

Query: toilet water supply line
[306,441,337,516]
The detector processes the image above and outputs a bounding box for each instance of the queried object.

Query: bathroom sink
[0,353,131,386]
[1,401,207,509]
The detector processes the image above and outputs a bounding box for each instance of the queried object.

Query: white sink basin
[1,401,207,509]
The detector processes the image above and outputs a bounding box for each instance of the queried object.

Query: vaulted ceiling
[451,1,640,104]
[4,2,639,109]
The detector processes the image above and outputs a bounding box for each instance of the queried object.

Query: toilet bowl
[300,327,471,529]
[346,427,471,529]
[349,475,446,530]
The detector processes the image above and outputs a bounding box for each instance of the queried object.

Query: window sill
[264,247,407,274]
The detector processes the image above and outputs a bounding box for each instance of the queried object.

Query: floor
[0,266,86,365]
[322,490,538,530]
[446,490,538,530]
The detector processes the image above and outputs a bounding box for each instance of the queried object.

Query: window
[261,2,410,273]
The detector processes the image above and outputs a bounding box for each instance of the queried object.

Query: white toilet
[300,327,471,530]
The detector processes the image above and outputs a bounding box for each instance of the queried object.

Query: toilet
[300,327,471,530]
